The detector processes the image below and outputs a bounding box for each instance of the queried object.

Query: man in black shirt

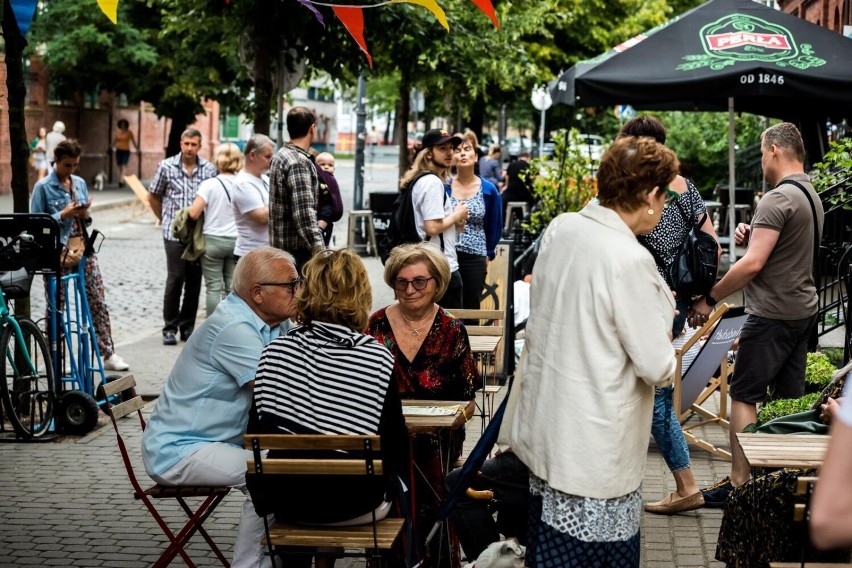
[501,150,534,226]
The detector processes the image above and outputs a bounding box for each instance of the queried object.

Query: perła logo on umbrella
[678,13,826,71]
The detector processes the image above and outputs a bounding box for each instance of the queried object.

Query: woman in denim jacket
[30,139,129,372]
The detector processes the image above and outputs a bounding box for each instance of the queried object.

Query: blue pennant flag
[10,0,39,37]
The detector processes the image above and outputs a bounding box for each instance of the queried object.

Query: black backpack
[642,201,718,299]
[378,172,443,264]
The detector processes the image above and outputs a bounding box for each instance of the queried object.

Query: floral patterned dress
[368,306,481,567]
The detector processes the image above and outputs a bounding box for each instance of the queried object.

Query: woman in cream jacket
[502,136,679,567]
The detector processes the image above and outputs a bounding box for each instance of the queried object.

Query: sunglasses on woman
[662,187,681,208]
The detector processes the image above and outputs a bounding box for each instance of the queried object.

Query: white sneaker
[104,353,130,371]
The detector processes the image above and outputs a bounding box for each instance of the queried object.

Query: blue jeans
[651,385,691,473]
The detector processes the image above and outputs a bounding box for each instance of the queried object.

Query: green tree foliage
[650,111,771,193]
[524,129,598,236]
[28,1,158,102]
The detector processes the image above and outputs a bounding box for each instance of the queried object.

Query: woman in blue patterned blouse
[446,136,503,310]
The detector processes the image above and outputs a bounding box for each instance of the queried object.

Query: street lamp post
[531,86,553,158]
[353,75,367,211]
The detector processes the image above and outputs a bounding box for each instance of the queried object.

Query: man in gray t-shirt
[690,122,824,507]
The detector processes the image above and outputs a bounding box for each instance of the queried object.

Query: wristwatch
[705,293,718,307]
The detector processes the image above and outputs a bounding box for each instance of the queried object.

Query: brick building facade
[778,0,851,32]
[0,55,220,196]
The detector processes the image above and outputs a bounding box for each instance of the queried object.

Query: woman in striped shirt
[250,249,409,535]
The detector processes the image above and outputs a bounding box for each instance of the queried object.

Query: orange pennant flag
[333,6,372,67]
[97,0,118,24]
[390,0,449,32]
[469,0,499,28]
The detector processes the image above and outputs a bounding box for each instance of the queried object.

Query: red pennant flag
[469,0,499,29]
[333,6,372,67]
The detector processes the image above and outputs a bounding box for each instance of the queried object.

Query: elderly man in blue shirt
[141,246,300,568]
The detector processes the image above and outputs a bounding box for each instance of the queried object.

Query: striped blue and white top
[253,321,395,435]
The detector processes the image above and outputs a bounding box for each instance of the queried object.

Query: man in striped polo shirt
[148,128,218,345]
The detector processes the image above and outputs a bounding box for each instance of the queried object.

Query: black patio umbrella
[570,0,852,259]
[574,0,852,119]
[549,20,674,106]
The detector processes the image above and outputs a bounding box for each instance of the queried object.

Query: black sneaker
[180,329,193,342]
[163,331,177,346]
[701,477,734,508]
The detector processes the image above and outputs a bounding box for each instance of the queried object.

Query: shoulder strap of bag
[216,177,232,203]
[779,179,820,278]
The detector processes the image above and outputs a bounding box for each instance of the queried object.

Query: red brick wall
[1,56,220,196]
[778,0,849,32]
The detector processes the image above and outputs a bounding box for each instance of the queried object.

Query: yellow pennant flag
[97,0,118,24]
[390,0,449,31]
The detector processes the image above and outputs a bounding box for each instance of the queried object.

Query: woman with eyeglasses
[617,116,721,516]
[367,242,481,568]
[250,248,409,567]
[502,136,678,567]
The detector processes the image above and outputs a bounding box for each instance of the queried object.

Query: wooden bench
[244,434,405,564]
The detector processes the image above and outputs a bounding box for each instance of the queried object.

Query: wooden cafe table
[402,399,476,434]
[402,399,476,559]
[736,433,830,470]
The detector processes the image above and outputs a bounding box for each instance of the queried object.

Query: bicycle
[0,232,56,439]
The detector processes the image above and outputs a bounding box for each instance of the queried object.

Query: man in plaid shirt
[148,128,218,346]
[268,107,325,270]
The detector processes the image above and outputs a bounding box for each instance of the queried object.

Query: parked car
[407,131,424,149]
[504,137,533,160]
[570,134,606,162]
[541,140,556,158]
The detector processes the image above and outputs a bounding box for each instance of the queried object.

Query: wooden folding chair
[448,308,505,429]
[244,433,405,566]
[672,304,748,461]
[97,375,231,568]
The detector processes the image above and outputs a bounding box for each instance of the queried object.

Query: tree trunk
[396,70,412,177]
[252,42,272,135]
[164,98,200,156]
[469,97,485,141]
[383,111,392,145]
[3,0,31,214]
[3,0,32,318]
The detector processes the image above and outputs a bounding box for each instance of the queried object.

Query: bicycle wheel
[0,318,56,438]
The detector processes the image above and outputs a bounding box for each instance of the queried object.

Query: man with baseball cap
[398,128,469,308]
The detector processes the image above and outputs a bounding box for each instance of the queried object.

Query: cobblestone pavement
[0,386,731,567]
[1,159,732,567]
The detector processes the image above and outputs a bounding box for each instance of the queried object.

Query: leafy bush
[811,137,852,212]
[805,351,836,390]
[820,347,845,368]
[523,129,598,237]
[756,392,820,425]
